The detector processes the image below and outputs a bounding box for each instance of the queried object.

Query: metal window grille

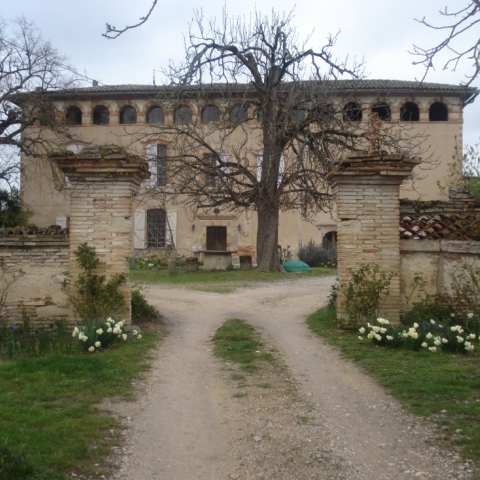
[147,209,167,249]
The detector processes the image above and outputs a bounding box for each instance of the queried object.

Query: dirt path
[111,276,477,480]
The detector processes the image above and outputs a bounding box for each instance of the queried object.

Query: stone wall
[0,237,70,323]
[400,240,480,312]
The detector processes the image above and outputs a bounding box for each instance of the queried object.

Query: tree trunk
[256,199,284,272]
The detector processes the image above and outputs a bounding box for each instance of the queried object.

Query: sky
[3,0,479,147]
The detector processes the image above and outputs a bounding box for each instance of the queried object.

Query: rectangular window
[145,144,167,187]
[204,154,217,187]
[147,209,167,249]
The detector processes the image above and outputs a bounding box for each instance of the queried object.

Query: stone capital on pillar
[327,152,419,326]
[51,146,150,325]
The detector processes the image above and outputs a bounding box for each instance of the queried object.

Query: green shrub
[69,243,126,322]
[297,240,337,267]
[131,285,159,320]
[343,264,395,326]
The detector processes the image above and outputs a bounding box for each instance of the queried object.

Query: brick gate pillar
[327,153,418,326]
[53,147,149,324]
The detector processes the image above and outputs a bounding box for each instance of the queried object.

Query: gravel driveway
[111,276,477,480]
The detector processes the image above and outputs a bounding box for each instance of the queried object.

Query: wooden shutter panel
[133,210,145,249]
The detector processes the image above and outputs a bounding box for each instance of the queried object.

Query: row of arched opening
[342,101,448,122]
[65,100,450,126]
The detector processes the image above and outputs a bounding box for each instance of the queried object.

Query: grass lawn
[0,331,160,479]
[130,266,336,287]
[307,306,480,461]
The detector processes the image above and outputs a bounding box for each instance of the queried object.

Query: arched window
[92,105,110,125]
[147,209,167,249]
[343,102,362,122]
[119,106,137,124]
[202,105,220,123]
[371,102,391,121]
[230,105,248,123]
[400,102,419,121]
[323,231,337,249]
[174,105,192,124]
[147,106,164,124]
[66,106,82,125]
[429,102,448,121]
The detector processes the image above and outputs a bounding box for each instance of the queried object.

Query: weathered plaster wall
[400,240,480,312]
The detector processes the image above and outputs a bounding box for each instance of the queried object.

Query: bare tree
[1,17,79,190]
[126,10,427,272]
[103,0,158,39]
[412,1,480,86]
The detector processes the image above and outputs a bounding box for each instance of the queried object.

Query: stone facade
[19,81,477,262]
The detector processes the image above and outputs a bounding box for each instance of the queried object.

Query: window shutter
[219,153,230,184]
[145,143,157,187]
[133,210,145,249]
[166,210,177,248]
[257,153,263,182]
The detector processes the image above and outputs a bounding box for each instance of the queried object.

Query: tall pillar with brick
[327,153,419,326]
[53,147,149,324]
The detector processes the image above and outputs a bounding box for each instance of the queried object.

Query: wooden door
[206,226,227,251]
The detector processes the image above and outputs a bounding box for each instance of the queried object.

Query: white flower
[372,326,380,333]
[95,341,101,348]
[107,327,112,333]
[122,334,127,341]
[384,319,390,325]
[451,326,458,332]
[367,323,372,328]
[132,330,138,336]
[457,336,465,343]
[451,313,455,318]
[377,318,386,325]
[358,336,364,340]
[359,327,366,334]
[367,331,375,339]
[434,339,441,346]
[413,322,419,329]
[106,317,113,323]
[469,334,476,339]
[421,342,428,348]
[96,328,103,335]
[426,333,433,339]
[430,319,436,325]
[428,346,437,352]
[402,332,409,338]
[442,338,448,344]
[88,346,95,352]
[386,335,393,341]
[137,334,142,339]
[380,327,387,334]
[72,327,79,337]
[467,312,474,319]
[465,342,475,352]
[117,321,124,328]
[375,334,382,341]
[439,324,444,329]
[80,334,88,342]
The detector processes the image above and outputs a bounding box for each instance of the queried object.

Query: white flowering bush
[72,317,141,353]
[358,317,478,354]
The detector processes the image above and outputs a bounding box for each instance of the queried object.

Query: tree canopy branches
[412,1,480,86]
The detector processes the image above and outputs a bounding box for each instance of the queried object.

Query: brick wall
[0,237,70,324]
